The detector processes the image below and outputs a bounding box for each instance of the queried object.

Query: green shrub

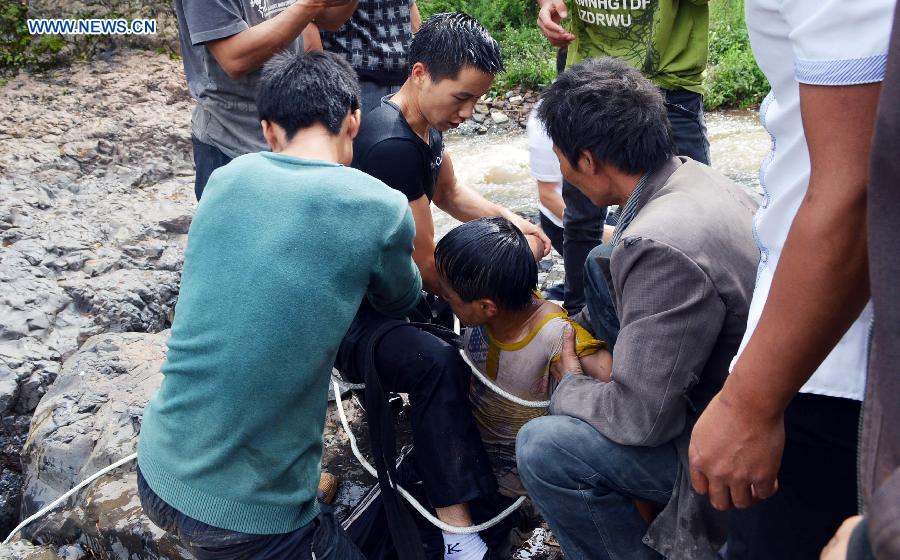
[494,27,555,92]
[1,0,32,69]
[418,0,538,30]
[1,0,66,74]
[703,0,769,109]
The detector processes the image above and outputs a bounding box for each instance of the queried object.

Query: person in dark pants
[536,0,710,312]
[173,0,358,200]
[337,14,550,560]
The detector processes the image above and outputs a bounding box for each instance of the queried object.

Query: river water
[434,110,771,236]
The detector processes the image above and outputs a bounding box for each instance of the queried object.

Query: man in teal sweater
[136,51,421,559]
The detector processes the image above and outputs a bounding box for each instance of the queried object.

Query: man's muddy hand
[551,325,583,382]
[688,388,783,511]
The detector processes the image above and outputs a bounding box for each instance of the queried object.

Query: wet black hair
[257,50,361,138]
[407,12,504,82]
[435,217,537,311]
[537,57,674,175]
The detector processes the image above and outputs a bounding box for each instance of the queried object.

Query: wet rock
[23,471,193,560]
[0,365,19,416]
[61,269,179,333]
[0,540,62,559]
[491,111,511,125]
[158,213,192,235]
[21,331,168,518]
[0,469,25,540]
[0,51,195,536]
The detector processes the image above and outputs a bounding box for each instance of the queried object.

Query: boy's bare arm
[581,349,612,383]
[550,327,612,383]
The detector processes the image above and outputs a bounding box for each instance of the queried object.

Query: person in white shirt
[526,104,613,302]
[687,1,895,558]
[527,106,567,256]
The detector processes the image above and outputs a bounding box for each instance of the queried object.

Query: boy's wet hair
[257,50,361,138]
[537,57,674,175]
[435,217,537,311]
[408,12,504,82]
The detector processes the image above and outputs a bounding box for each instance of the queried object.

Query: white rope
[459,350,550,408]
[453,316,550,408]
[5,323,532,545]
[332,378,524,534]
[3,452,138,545]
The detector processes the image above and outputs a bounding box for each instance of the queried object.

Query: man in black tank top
[336,13,551,560]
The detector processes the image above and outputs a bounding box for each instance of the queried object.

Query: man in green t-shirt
[535,0,710,313]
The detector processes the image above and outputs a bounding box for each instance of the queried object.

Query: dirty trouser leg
[582,243,621,349]
[336,303,498,508]
[137,467,363,560]
[191,135,232,201]
[561,182,606,314]
[516,416,678,560]
[662,89,711,166]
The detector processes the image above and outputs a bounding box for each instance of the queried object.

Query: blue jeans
[516,416,678,560]
[137,467,364,560]
[192,135,232,201]
[561,89,709,313]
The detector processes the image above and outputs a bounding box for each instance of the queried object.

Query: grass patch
[1,0,66,74]
[703,0,769,109]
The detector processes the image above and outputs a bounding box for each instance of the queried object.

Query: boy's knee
[410,337,468,391]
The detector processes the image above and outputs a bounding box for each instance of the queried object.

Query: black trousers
[727,393,861,560]
[335,302,498,509]
[191,135,232,201]
[539,213,564,257]
[138,467,364,560]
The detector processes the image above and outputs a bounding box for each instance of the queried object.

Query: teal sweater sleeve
[368,206,422,317]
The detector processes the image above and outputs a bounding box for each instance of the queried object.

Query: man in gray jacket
[515,58,758,559]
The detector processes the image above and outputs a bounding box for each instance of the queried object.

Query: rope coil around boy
[330,314,550,536]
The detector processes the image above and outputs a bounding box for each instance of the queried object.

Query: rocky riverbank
[0,49,198,544]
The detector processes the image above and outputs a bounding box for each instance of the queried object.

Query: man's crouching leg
[137,467,363,559]
[516,416,678,560]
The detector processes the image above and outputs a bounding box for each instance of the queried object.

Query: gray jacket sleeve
[550,237,726,447]
[868,468,900,559]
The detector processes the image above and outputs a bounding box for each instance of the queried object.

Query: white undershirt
[735,0,894,400]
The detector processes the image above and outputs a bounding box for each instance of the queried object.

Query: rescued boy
[434,217,612,497]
